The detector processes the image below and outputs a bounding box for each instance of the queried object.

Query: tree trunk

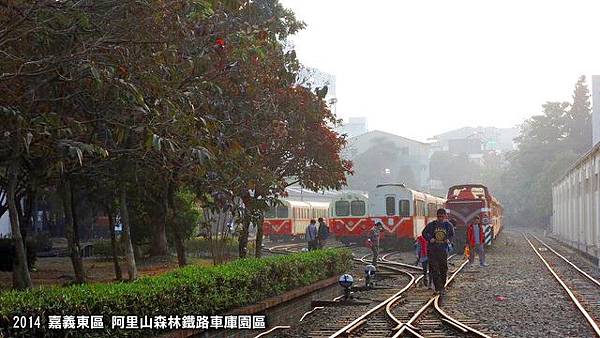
[106,206,122,281]
[150,191,168,257]
[255,213,264,258]
[119,187,138,280]
[238,214,250,258]
[174,229,187,267]
[61,179,86,283]
[7,163,32,289]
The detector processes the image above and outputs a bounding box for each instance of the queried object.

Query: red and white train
[262,200,329,242]
[262,183,503,249]
[330,184,445,246]
[445,184,504,249]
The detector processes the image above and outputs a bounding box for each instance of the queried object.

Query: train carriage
[329,192,371,244]
[445,184,504,251]
[263,200,330,241]
[369,184,446,247]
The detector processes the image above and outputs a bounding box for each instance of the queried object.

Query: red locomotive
[445,184,504,250]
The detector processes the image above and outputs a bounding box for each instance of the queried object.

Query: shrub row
[0,248,352,337]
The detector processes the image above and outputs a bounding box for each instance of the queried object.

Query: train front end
[445,184,493,252]
[329,192,371,245]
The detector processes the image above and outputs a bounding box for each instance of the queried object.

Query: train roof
[305,201,330,208]
[446,184,501,206]
[374,183,445,201]
[332,191,369,200]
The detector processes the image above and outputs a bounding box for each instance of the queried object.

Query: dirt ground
[0,256,213,291]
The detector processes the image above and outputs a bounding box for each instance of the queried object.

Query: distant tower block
[593,75,600,146]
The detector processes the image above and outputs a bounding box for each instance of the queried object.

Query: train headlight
[482,217,490,225]
[360,223,367,230]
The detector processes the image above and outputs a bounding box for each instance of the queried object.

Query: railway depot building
[552,75,600,265]
[343,130,431,191]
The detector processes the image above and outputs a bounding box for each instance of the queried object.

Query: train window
[386,196,396,216]
[427,203,436,216]
[335,201,350,216]
[265,206,276,218]
[350,200,366,216]
[277,206,289,219]
[399,200,410,217]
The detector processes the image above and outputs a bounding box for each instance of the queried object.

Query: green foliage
[0,248,351,337]
[185,237,255,257]
[92,239,123,259]
[168,190,202,244]
[485,76,593,226]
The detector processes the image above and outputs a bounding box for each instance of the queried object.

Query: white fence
[552,143,600,264]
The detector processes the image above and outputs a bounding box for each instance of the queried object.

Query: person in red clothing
[467,216,488,266]
[415,235,430,287]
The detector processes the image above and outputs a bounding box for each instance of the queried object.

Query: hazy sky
[280,0,600,142]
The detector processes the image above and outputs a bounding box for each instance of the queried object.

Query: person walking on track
[422,208,454,297]
[305,219,318,251]
[317,217,330,249]
[368,222,384,266]
[467,216,488,267]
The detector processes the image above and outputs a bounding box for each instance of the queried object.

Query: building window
[386,196,396,216]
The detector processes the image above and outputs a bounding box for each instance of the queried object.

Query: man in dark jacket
[422,208,454,296]
[368,222,384,266]
[317,217,329,249]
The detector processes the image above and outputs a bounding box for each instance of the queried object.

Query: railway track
[317,252,491,338]
[524,233,600,337]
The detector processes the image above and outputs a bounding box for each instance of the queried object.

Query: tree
[565,75,592,155]
[485,75,593,226]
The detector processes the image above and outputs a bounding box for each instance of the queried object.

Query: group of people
[415,209,488,297]
[305,217,330,250]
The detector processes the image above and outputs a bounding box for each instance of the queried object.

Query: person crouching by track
[317,217,329,249]
[422,208,454,297]
[467,216,489,267]
[305,219,318,251]
[415,235,430,288]
[368,222,384,266]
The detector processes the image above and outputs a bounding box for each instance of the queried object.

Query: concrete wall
[552,143,600,264]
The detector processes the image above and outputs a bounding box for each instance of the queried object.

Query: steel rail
[328,255,417,337]
[530,234,600,288]
[523,233,600,337]
[391,258,490,338]
[253,325,291,338]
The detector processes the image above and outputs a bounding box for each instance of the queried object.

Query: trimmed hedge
[0,248,351,337]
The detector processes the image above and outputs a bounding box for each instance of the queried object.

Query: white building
[552,75,600,265]
[0,212,10,237]
[593,75,600,146]
[336,117,368,138]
